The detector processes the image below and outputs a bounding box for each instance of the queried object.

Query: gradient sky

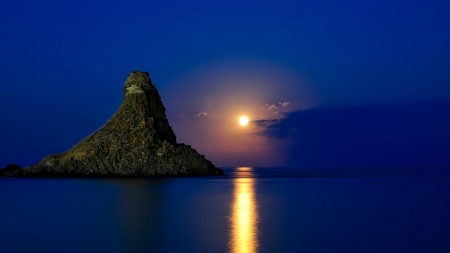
[1,0,450,168]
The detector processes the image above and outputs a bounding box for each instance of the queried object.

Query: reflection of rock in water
[115,179,166,253]
[229,167,259,253]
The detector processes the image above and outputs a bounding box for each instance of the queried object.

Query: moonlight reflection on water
[230,167,259,253]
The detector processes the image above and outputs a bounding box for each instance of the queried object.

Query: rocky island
[1,71,224,177]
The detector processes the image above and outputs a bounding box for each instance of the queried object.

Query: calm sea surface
[1,167,449,253]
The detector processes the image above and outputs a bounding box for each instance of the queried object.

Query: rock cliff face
[2,71,223,177]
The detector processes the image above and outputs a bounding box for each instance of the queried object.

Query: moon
[239,116,249,126]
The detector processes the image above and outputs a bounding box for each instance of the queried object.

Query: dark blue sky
[1,0,449,168]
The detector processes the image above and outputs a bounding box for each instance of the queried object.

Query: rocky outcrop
[2,71,223,177]
[0,164,23,176]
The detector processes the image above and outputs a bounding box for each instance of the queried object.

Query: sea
[1,167,449,253]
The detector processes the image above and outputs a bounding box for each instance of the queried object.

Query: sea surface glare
[1,167,449,253]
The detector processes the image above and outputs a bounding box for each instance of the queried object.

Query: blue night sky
[1,0,449,168]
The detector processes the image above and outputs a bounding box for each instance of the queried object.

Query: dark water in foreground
[1,167,450,253]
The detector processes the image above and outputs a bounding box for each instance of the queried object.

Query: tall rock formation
[3,71,223,177]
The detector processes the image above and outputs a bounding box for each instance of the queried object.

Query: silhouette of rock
[2,71,223,177]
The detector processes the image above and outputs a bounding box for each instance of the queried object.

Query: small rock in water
[0,164,23,176]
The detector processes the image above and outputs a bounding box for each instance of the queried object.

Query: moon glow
[239,116,249,126]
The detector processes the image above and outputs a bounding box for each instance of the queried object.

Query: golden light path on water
[230,167,259,253]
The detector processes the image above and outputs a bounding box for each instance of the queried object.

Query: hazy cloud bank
[258,100,450,168]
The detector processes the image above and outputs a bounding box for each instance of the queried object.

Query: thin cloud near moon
[262,101,291,110]
[253,118,280,128]
[193,112,208,117]
[193,112,216,117]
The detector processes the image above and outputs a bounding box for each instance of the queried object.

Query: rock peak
[124,71,152,96]
[127,71,150,83]
[1,71,224,177]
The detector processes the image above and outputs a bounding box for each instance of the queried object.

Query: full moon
[239,116,249,126]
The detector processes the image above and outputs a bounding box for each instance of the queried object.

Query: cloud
[258,100,450,168]
[253,118,280,128]
[193,112,209,117]
[193,112,216,118]
[262,101,291,110]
